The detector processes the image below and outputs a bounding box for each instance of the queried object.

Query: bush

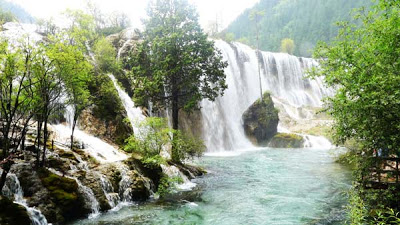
[124,117,205,166]
[156,175,184,197]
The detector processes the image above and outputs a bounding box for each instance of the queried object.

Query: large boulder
[0,196,31,225]
[242,92,279,146]
[268,133,305,148]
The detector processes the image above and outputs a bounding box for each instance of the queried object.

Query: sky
[11,0,260,30]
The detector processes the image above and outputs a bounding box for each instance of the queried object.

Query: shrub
[124,117,205,166]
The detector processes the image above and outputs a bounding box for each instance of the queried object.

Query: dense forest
[224,0,374,56]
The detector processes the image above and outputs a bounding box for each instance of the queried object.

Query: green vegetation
[129,0,227,130]
[156,175,184,197]
[0,196,31,225]
[243,92,279,146]
[124,117,205,166]
[311,0,400,222]
[38,169,88,222]
[268,133,304,148]
[0,0,33,23]
[280,38,295,54]
[226,0,374,56]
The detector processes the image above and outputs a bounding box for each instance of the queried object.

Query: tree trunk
[36,120,42,168]
[172,98,179,131]
[41,117,48,167]
[71,112,78,150]
[0,161,12,192]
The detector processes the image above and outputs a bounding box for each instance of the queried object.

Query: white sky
[10,0,259,30]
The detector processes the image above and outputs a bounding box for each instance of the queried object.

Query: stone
[0,196,31,225]
[268,133,305,148]
[242,92,279,146]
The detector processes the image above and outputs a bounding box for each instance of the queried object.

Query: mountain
[224,0,374,57]
[0,0,34,23]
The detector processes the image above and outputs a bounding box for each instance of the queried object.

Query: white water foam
[200,40,333,152]
[2,173,48,225]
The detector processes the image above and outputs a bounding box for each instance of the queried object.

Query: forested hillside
[224,0,374,56]
[0,0,34,22]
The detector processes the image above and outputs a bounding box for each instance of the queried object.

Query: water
[71,147,351,225]
[200,41,333,152]
[2,173,48,225]
[108,74,146,138]
[52,124,128,163]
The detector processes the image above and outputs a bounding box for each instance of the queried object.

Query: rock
[0,196,31,225]
[79,171,112,211]
[242,92,279,146]
[268,133,305,148]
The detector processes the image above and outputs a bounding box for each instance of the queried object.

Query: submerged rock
[242,92,279,146]
[268,133,305,148]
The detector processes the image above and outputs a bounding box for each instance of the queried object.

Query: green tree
[131,0,227,131]
[311,0,400,220]
[93,37,119,73]
[280,38,295,54]
[0,40,36,190]
[48,37,93,150]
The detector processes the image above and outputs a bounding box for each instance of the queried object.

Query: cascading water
[108,74,146,137]
[201,40,332,151]
[2,173,48,225]
[99,175,120,208]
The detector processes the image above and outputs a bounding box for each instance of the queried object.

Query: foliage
[93,37,120,73]
[130,0,228,130]
[347,188,367,224]
[124,118,170,157]
[171,131,205,163]
[124,117,205,166]
[64,9,97,51]
[223,33,235,42]
[156,175,184,197]
[311,1,400,223]
[280,38,295,54]
[85,0,130,36]
[226,0,374,56]
[0,8,14,26]
[0,0,33,23]
[311,0,400,156]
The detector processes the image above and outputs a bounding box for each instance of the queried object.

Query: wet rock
[242,92,279,146]
[80,171,111,211]
[0,196,31,225]
[268,133,305,148]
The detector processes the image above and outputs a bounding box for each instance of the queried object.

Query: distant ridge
[224,0,374,57]
[0,0,34,23]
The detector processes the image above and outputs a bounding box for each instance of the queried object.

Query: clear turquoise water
[72,148,352,225]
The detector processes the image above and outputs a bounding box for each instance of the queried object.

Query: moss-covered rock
[242,92,279,146]
[268,133,305,148]
[0,196,31,225]
[85,75,133,146]
[38,169,90,223]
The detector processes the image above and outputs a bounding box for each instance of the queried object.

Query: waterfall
[2,173,48,225]
[99,175,120,208]
[108,74,146,138]
[201,40,332,152]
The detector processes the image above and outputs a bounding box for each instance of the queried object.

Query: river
[71,147,351,225]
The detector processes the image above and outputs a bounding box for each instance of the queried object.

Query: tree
[311,0,400,154]
[48,37,93,150]
[280,38,295,54]
[131,0,227,131]
[0,40,36,190]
